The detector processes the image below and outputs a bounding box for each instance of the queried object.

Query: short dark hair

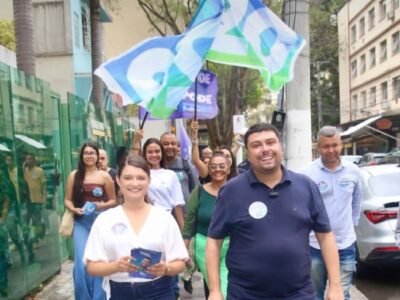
[244,123,281,148]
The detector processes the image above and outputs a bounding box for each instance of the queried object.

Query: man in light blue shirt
[301,126,362,300]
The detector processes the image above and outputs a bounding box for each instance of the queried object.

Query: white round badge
[248,201,268,219]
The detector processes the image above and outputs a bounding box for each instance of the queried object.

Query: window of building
[351,60,357,78]
[393,77,400,99]
[368,8,375,29]
[369,47,376,68]
[352,94,358,113]
[360,54,366,74]
[18,104,25,123]
[361,90,367,107]
[27,107,34,124]
[351,25,357,44]
[81,6,90,51]
[392,31,400,55]
[74,12,80,49]
[359,17,365,37]
[379,0,387,21]
[369,87,377,106]
[25,74,32,90]
[380,40,387,62]
[13,70,21,86]
[395,0,400,9]
[381,81,388,100]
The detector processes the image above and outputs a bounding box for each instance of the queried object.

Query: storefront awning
[340,115,382,138]
[0,144,11,152]
[15,134,46,149]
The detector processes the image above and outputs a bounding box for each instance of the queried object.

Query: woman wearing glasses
[182,152,230,299]
[64,142,116,300]
[190,121,238,184]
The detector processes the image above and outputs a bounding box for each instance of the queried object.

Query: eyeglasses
[83,151,97,156]
[209,164,227,170]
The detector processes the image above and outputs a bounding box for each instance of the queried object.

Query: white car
[355,164,400,276]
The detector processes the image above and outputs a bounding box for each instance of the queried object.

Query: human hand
[134,129,144,143]
[147,262,169,277]
[72,207,84,216]
[116,256,138,273]
[208,290,224,300]
[191,121,199,140]
[233,133,243,145]
[325,282,344,300]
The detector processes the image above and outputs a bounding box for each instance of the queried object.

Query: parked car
[341,155,362,165]
[377,150,400,165]
[355,164,400,277]
[358,152,386,167]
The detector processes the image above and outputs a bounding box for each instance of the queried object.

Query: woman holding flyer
[64,142,116,300]
[84,154,188,300]
[182,152,230,299]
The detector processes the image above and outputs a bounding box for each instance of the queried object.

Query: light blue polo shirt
[300,158,362,250]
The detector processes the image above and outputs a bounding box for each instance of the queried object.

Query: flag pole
[140,112,149,129]
[194,73,198,121]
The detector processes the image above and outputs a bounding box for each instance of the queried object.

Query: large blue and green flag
[205,0,305,92]
[95,0,305,118]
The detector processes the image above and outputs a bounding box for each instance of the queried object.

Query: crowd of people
[5,120,400,300]
[56,120,368,300]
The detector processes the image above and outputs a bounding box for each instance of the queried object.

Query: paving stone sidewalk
[31,260,369,300]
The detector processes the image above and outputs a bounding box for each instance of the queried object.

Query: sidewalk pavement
[30,260,369,300]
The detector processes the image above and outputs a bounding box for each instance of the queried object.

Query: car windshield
[369,172,400,196]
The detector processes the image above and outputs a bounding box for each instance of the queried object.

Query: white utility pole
[282,0,312,171]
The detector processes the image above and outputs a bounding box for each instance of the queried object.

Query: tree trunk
[90,0,103,108]
[13,0,35,76]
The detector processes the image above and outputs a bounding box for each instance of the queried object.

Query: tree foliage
[0,20,16,51]
[310,0,347,138]
[136,0,271,147]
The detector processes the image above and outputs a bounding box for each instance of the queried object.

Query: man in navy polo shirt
[206,123,343,300]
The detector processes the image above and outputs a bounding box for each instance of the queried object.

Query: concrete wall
[0,45,17,67]
[103,0,158,59]
[36,55,74,103]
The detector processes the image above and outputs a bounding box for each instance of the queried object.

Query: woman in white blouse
[132,132,185,230]
[84,154,188,299]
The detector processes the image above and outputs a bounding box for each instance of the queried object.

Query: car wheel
[355,246,369,278]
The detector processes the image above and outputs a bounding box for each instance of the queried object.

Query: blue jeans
[310,243,355,300]
[109,276,174,300]
[73,213,105,300]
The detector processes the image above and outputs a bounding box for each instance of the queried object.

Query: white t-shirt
[148,168,185,212]
[83,205,188,299]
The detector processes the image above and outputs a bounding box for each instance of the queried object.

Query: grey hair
[317,126,341,142]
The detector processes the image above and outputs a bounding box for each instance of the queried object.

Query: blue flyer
[129,248,162,279]
[82,201,96,215]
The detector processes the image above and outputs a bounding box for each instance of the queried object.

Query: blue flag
[95,0,224,118]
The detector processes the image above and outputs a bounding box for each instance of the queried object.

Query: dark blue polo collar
[245,165,292,188]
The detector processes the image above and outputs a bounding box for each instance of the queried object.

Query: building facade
[338,0,400,154]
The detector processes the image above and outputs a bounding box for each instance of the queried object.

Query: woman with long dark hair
[64,142,116,300]
[131,131,185,230]
[84,154,188,300]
